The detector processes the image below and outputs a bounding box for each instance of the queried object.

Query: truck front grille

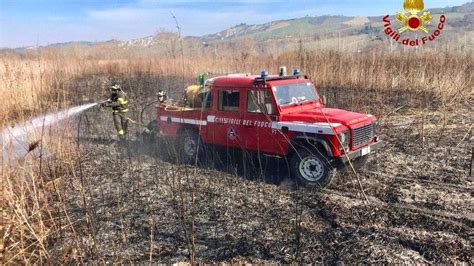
[352,123,375,147]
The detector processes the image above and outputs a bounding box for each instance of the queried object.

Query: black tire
[290,147,335,187]
[176,129,204,165]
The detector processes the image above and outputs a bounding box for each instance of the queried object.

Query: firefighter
[143,89,167,135]
[157,90,167,104]
[101,82,129,139]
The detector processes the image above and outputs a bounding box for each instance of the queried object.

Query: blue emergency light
[293,68,301,75]
[261,70,268,78]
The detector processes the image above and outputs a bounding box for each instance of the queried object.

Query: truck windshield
[273,82,319,106]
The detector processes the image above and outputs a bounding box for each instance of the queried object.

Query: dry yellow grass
[2,47,471,126]
[2,124,80,263]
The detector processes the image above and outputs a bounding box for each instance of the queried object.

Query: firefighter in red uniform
[101,82,129,139]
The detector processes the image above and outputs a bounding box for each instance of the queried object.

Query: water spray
[1,103,98,162]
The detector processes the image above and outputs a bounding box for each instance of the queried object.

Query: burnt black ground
[53,106,473,264]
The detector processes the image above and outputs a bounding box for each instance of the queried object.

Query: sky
[0,0,469,48]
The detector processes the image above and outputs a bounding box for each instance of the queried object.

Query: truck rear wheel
[177,129,204,165]
[290,147,335,187]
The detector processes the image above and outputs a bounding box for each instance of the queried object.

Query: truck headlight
[373,120,381,134]
[338,131,349,151]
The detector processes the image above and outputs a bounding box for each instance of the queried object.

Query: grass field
[1,42,473,263]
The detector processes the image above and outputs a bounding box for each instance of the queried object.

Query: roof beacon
[293,68,301,75]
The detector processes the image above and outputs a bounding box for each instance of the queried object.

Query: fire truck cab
[156,71,382,187]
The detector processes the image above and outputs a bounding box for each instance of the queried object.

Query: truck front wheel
[290,148,335,187]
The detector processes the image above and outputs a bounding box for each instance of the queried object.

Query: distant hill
[6,2,473,53]
[429,1,473,13]
[201,16,355,41]
[199,2,473,42]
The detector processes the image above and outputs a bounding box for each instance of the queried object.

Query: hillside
[201,16,355,41]
[204,2,474,40]
[5,2,473,54]
[196,2,473,50]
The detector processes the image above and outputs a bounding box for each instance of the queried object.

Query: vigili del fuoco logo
[383,0,446,46]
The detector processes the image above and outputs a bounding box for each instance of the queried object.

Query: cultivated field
[1,45,472,263]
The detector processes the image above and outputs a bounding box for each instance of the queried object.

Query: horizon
[0,0,470,49]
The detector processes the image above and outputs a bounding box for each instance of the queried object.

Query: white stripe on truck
[271,122,340,135]
[206,115,216,122]
[161,115,340,135]
[160,116,207,126]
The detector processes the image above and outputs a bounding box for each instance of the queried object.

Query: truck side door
[207,88,245,149]
[242,89,287,155]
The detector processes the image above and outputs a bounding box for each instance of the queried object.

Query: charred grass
[48,109,471,264]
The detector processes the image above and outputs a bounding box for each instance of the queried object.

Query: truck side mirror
[323,95,327,105]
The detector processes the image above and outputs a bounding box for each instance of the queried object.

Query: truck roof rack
[253,75,307,85]
[226,73,251,77]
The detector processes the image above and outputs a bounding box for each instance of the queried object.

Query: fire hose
[139,100,159,126]
[98,100,149,127]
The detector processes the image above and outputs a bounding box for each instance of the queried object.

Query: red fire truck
[153,70,382,187]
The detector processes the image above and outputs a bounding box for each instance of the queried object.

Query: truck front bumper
[334,140,384,166]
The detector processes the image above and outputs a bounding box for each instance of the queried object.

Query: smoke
[1,103,98,163]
